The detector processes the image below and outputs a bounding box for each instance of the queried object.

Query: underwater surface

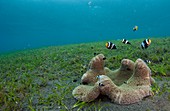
[0,0,170,53]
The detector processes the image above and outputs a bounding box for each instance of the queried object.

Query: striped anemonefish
[144,60,151,64]
[122,39,131,45]
[105,42,117,49]
[141,39,151,49]
[133,26,138,31]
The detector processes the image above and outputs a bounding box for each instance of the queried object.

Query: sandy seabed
[0,37,170,111]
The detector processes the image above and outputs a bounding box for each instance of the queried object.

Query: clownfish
[133,26,138,31]
[105,42,117,49]
[144,60,151,64]
[141,39,151,49]
[122,39,131,45]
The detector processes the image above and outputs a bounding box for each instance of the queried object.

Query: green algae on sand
[0,37,170,111]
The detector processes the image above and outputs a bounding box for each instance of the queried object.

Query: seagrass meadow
[0,37,170,111]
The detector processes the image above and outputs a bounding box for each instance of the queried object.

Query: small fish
[144,60,151,64]
[133,25,138,31]
[122,39,131,45]
[105,42,117,49]
[141,39,151,49]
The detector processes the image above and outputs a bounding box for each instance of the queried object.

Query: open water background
[0,0,170,53]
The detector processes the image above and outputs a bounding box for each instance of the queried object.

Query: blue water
[0,0,170,53]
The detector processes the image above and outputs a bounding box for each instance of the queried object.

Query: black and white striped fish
[122,39,131,45]
[141,39,151,49]
[105,42,117,49]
